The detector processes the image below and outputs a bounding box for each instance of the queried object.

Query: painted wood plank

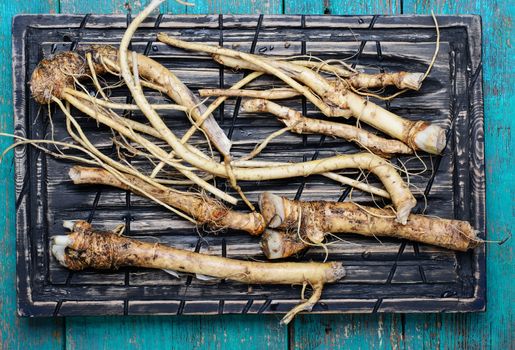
[284,1,326,15]
[3,2,507,350]
[58,2,287,349]
[59,0,282,15]
[401,2,514,350]
[66,315,287,350]
[293,314,403,350]
[0,1,63,349]
[59,0,187,14]
[185,0,282,14]
[284,0,402,15]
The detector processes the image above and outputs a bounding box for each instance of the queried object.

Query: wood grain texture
[284,0,402,15]
[185,0,282,14]
[0,2,63,350]
[66,315,286,350]
[402,2,514,350]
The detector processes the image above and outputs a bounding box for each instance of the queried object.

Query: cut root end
[258,192,480,258]
[51,221,345,324]
[413,123,447,154]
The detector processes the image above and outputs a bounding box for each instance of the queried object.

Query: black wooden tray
[13,14,485,317]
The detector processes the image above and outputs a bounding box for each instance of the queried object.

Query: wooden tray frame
[13,14,485,317]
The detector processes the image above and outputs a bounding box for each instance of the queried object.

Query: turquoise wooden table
[0,0,512,349]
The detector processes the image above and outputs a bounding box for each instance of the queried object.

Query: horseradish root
[162,37,353,118]
[344,71,424,91]
[69,166,265,235]
[286,59,424,90]
[237,153,416,225]
[52,220,346,324]
[243,98,413,157]
[199,87,301,100]
[117,10,416,213]
[212,55,425,91]
[29,4,416,207]
[259,192,480,258]
[31,45,231,156]
[232,159,391,199]
[162,39,445,154]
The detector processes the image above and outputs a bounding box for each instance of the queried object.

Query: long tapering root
[69,166,266,235]
[51,220,346,324]
[199,87,301,99]
[243,98,413,157]
[30,45,231,156]
[259,192,481,258]
[213,55,425,91]
[31,48,416,207]
[161,36,445,154]
[346,71,424,91]
[287,59,424,90]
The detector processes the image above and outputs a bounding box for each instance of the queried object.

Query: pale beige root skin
[69,166,265,235]
[259,192,481,258]
[232,159,391,199]
[199,87,301,99]
[204,48,445,154]
[109,32,415,211]
[295,60,425,90]
[151,72,264,179]
[88,45,232,156]
[243,98,413,157]
[234,152,416,224]
[51,220,346,324]
[228,53,444,154]
[261,229,309,260]
[30,45,231,156]
[89,37,417,216]
[238,153,415,224]
[210,54,351,118]
[29,46,238,204]
[342,92,446,155]
[213,55,424,91]
[345,71,424,91]
[63,89,188,111]
[62,93,238,205]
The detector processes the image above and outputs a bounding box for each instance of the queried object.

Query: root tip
[63,220,77,230]
[68,167,81,183]
[30,51,85,104]
[395,198,417,225]
[330,262,346,282]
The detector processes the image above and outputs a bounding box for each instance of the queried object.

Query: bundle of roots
[4,0,481,324]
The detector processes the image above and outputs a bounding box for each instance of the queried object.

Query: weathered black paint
[13,14,485,317]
